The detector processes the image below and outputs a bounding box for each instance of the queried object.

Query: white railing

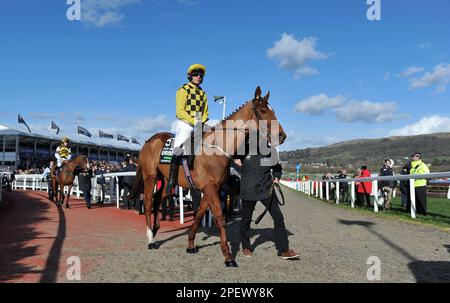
[281,172,450,219]
[11,172,213,227]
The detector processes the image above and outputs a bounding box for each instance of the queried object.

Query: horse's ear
[263,91,270,103]
[254,86,262,100]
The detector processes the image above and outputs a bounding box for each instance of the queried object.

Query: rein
[202,101,266,160]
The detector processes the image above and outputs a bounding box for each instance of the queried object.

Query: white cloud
[294,94,344,115]
[294,94,406,124]
[82,0,139,28]
[389,115,450,136]
[408,63,450,93]
[334,100,402,123]
[383,72,391,81]
[134,115,172,133]
[399,66,425,78]
[267,33,328,78]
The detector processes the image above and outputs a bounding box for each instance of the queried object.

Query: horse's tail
[127,164,144,200]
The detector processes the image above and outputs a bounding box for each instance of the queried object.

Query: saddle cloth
[159,136,196,170]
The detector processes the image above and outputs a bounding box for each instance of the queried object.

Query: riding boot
[166,154,181,195]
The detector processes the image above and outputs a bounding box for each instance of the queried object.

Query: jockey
[55,137,72,169]
[166,64,209,194]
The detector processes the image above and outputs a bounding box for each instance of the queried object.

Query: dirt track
[0,189,449,283]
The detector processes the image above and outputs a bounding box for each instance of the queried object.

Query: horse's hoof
[225,260,239,268]
[148,243,160,250]
[186,247,199,254]
[65,204,70,209]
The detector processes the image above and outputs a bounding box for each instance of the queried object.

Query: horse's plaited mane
[207,100,252,132]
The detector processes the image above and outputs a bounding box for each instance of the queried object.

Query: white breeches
[173,119,193,150]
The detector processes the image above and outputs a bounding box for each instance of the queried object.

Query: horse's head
[250,86,287,146]
[72,155,90,174]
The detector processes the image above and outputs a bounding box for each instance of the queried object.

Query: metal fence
[280,172,450,218]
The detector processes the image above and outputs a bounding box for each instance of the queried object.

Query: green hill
[279,132,450,174]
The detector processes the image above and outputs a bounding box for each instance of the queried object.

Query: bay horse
[51,155,90,209]
[128,87,286,267]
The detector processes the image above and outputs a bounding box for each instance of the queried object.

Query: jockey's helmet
[62,137,70,143]
[187,64,206,75]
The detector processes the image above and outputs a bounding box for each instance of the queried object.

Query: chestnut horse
[51,155,90,208]
[128,87,286,267]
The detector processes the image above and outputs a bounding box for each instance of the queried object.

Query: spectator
[410,153,430,215]
[94,165,106,205]
[78,168,93,209]
[41,160,55,201]
[357,166,372,207]
[399,162,411,208]
[160,180,175,221]
[378,159,395,210]
[337,169,350,203]
[321,172,333,199]
[121,158,139,212]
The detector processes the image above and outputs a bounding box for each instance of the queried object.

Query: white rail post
[32,177,35,191]
[316,181,319,197]
[447,185,450,200]
[179,186,184,224]
[336,182,340,204]
[373,181,378,213]
[409,179,416,218]
[325,182,329,201]
[351,181,355,208]
[115,176,120,209]
[23,177,26,190]
[319,182,323,199]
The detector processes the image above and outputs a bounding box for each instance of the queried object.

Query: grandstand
[0,124,141,170]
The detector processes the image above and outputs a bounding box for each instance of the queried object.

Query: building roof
[0,124,141,151]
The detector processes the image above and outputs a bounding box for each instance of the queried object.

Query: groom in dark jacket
[78,168,93,209]
[239,143,299,260]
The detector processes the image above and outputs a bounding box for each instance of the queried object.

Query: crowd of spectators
[314,152,430,216]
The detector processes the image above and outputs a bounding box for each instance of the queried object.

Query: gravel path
[1,189,449,283]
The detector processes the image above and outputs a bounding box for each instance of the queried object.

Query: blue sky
[0,0,449,150]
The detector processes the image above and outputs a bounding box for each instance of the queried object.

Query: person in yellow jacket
[410,152,430,215]
[167,64,209,194]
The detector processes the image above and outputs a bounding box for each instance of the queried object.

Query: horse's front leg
[206,185,237,267]
[186,196,208,253]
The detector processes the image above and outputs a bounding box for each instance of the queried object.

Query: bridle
[202,99,275,159]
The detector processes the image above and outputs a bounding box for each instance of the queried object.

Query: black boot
[166,155,181,195]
